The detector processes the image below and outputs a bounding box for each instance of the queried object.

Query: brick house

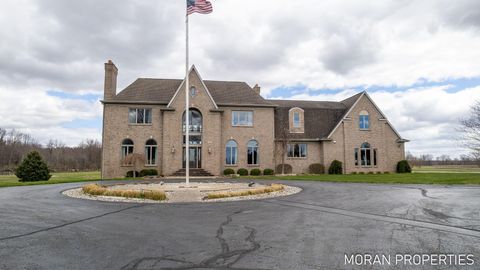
[101,60,407,178]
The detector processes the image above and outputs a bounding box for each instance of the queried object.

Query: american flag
[187,0,213,16]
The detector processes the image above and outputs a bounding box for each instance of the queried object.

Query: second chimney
[253,84,261,95]
[104,60,118,100]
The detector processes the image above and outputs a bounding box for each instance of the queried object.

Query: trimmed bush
[376,171,382,174]
[237,168,248,176]
[15,151,51,182]
[308,163,325,174]
[263,168,274,175]
[126,171,140,178]
[250,168,262,176]
[384,171,390,174]
[328,160,343,174]
[396,160,412,173]
[140,169,158,177]
[368,171,374,174]
[223,168,235,175]
[275,164,292,174]
[359,172,365,175]
[351,172,357,175]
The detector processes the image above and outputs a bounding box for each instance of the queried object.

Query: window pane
[129,109,136,123]
[226,147,231,164]
[232,147,237,164]
[145,109,152,124]
[361,149,366,166]
[365,116,369,129]
[373,149,377,166]
[299,144,305,157]
[366,149,371,166]
[293,112,300,127]
[232,111,253,126]
[137,109,144,124]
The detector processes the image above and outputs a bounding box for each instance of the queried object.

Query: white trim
[327,92,365,139]
[167,65,218,109]
[327,91,405,140]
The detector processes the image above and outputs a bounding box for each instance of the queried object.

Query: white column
[185,14,190,185]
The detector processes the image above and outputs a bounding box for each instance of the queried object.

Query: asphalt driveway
[0,180,479,270]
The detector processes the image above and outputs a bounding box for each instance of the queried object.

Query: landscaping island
[63,182,302,203]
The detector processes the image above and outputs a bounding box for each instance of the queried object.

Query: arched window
[145,139,157,166]
[359,110,370,129]
[182,108,203,133]
[247,140,259,165]
[226,140,238,165]
[355,143,378,167]
[289,107,304,132]
[121,139,134,159]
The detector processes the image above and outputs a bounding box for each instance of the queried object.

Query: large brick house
[101,60,407,178]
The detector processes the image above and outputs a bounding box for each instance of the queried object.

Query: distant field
[413,165,480,173]
[251,173,480,185]
[0,171,103,188]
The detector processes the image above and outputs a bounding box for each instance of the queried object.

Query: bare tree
[275,127,290,174]
[459,101,480,166]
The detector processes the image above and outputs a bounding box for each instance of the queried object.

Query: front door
[183,147,201,169]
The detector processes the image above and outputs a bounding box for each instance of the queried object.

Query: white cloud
[0,0,479,155]
[276,86,480,158]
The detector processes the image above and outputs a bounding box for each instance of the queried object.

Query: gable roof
[270,91,406,141]
[109,67,274,107]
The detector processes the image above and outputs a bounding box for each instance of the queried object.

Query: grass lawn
[0,171,110,188]
[413,165,480,173]
[249,173,480,185]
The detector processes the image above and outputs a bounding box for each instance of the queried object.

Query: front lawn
[248,173,480,185]
[0,171,105,188]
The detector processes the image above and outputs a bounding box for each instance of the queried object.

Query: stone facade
[101,61,407,178]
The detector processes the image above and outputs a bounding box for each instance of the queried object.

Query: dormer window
[359,110,370,129]
[289,107,304,133]
[293,112,300,127]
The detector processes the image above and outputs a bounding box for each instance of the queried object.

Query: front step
[172,168,214,177]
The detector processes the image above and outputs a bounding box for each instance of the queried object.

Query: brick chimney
[104,60,118,100]
[253,84,261,95]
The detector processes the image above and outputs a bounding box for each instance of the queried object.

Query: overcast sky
[1,0,480,158]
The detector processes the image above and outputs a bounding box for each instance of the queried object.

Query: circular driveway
[0,180,479,269]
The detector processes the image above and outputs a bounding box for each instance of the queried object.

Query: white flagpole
[185,12,190,185]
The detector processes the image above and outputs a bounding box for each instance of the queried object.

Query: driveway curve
[0,180,479,270]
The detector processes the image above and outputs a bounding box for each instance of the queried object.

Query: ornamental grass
[82,184,166,201]
[207,184,284,199]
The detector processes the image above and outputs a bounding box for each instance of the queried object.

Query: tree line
[0,128,101,174]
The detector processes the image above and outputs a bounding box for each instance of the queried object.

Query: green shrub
[15,151,51,182]
[328,160,343,174]
[250,168,262,176]
[384,171,390,174]
[351,172,357,175]
[396,160,412,173]
[263,168,274,175]
[140,169,158,177]
[368,171,374,174]
[237,168,248,176]
[308,163,325,174]
[275,164,292,174]
[359,172,365,175]
[126,171,140,177]
[376,171,382,174]
[223,168,235,175]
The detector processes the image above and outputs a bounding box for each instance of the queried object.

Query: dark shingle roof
[111,78,274,106]
[269,93,363,140]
